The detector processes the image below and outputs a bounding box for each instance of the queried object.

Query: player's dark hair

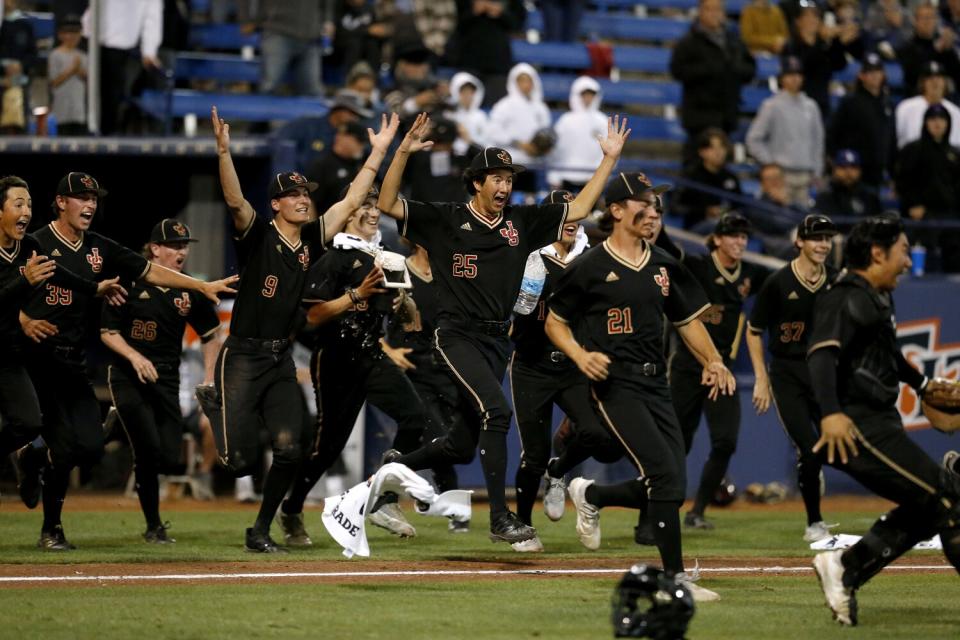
[0,175,29,207]
[843,215,905,270]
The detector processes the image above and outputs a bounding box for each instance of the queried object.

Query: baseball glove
[921,378,960,433]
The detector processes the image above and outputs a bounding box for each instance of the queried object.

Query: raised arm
[377,112,434,220]
[567,115,631,222]
[322,113,400,242]
[676,318,736,400]
[212,106,256,232]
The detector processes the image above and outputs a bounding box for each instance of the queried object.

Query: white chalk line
[0,565,953,584]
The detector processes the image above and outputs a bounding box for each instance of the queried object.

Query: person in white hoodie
[445,71,489,156]
[487,63,552,193]
[547,76,608,189]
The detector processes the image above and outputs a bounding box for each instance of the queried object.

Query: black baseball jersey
[101,281,220,368]
[748,260,836,359]
[0,235,97,352]
[23,224,150,348]
[511,252,570,361]
[230,216,324,340]
[549,240,709,368]
[678,252,771,361]
[397,199,569,322]
[302,245,393,352]
[387,259,439,356]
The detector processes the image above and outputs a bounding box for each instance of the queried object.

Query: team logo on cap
[174,292,192,316]
[80,175,96,190]
[173,222,187,237]
[289,172,307,184]
[497,150,512,164]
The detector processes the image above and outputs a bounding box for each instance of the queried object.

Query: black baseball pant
[671,358,741,517]
[830,404,960,587]
[108,364,183,529]
[282,344,430,515]
[0,356,43,457]
[768,357,824,525]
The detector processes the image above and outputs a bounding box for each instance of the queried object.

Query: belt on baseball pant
[440,317,511,338]
[225,335,291,353]
[610,361,662,378]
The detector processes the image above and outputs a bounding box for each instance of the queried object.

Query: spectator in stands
[237,0,334,97]
[896,2,960,98]
[383,39,448,116]
[274,92,374,172]
[896,60,960,149]
[82,0,162,135]
[0,0,35,133]
[306,121,368,215]
[547,76,607,191]
[895,103,960,271]
[447,0,526,107]
[740,0,789,55]
[335,0,384,74]
[671,0,756,167]
[673,127,744,229]
[404,116,473,202]
[745,162,806,256]
[782,0,853,119]
[746,55,824,207]
[47,15,88,136]
[827,52,895,188]
[487,62,552,193]
[444,71,488,155]
[864,0,913,55]
[814,149,882,217]
[541,0,585,43]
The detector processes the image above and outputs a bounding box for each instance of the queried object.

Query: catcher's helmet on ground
[612,564,694,639]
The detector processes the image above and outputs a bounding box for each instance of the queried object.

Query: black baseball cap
[149,218,199,244]
[603,172,670,204]
[713,212,752,236]
[861,52,884,73]
[920,61,946,79]
[541,189,574,205]
[268,171,319,199]
[797,213,837,239]
[469,147,526,174]
[56,172,107,197]
[338,182,380,202]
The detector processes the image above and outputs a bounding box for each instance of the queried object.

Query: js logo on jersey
[653,267,670,296]
[499,220,519,246]
[174,292,192,316]
[86,248,103,273]
[897,318,960,429]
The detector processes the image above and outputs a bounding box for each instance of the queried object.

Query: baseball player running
[670,212,771,530]
[544,173,735,601]
[208,107,397,552]
[808,216,960,626]
[21,171,235,550]
[101,219,221,543]
[745,214,839,542]
[375,113,631,545]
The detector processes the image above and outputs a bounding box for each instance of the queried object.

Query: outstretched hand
[399,112,435,154]
[211,106,230,155]
[369,112,400,152]
[598,114,631,159]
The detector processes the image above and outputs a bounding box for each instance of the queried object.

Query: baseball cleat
[448,515,470,534]
[568,477,601,550]
[276,511,313,546]
[684,511,715,530]
[143,522,176,544]
[370,502,417,538]
[813,550,858,626]
[511,535,544,553]
[803,520,839,543]
[37,525,76,551]
[489,511,537,544]
[245,527,287,553]
[543,468,566,522]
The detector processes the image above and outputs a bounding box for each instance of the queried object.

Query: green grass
[0,507,956,639]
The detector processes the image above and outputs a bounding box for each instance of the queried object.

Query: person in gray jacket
[746,55,824,207]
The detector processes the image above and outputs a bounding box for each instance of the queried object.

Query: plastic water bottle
[911,243,926,277]
[513,252,547,315]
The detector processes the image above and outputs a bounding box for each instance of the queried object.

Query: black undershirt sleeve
[808,347,842,417]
